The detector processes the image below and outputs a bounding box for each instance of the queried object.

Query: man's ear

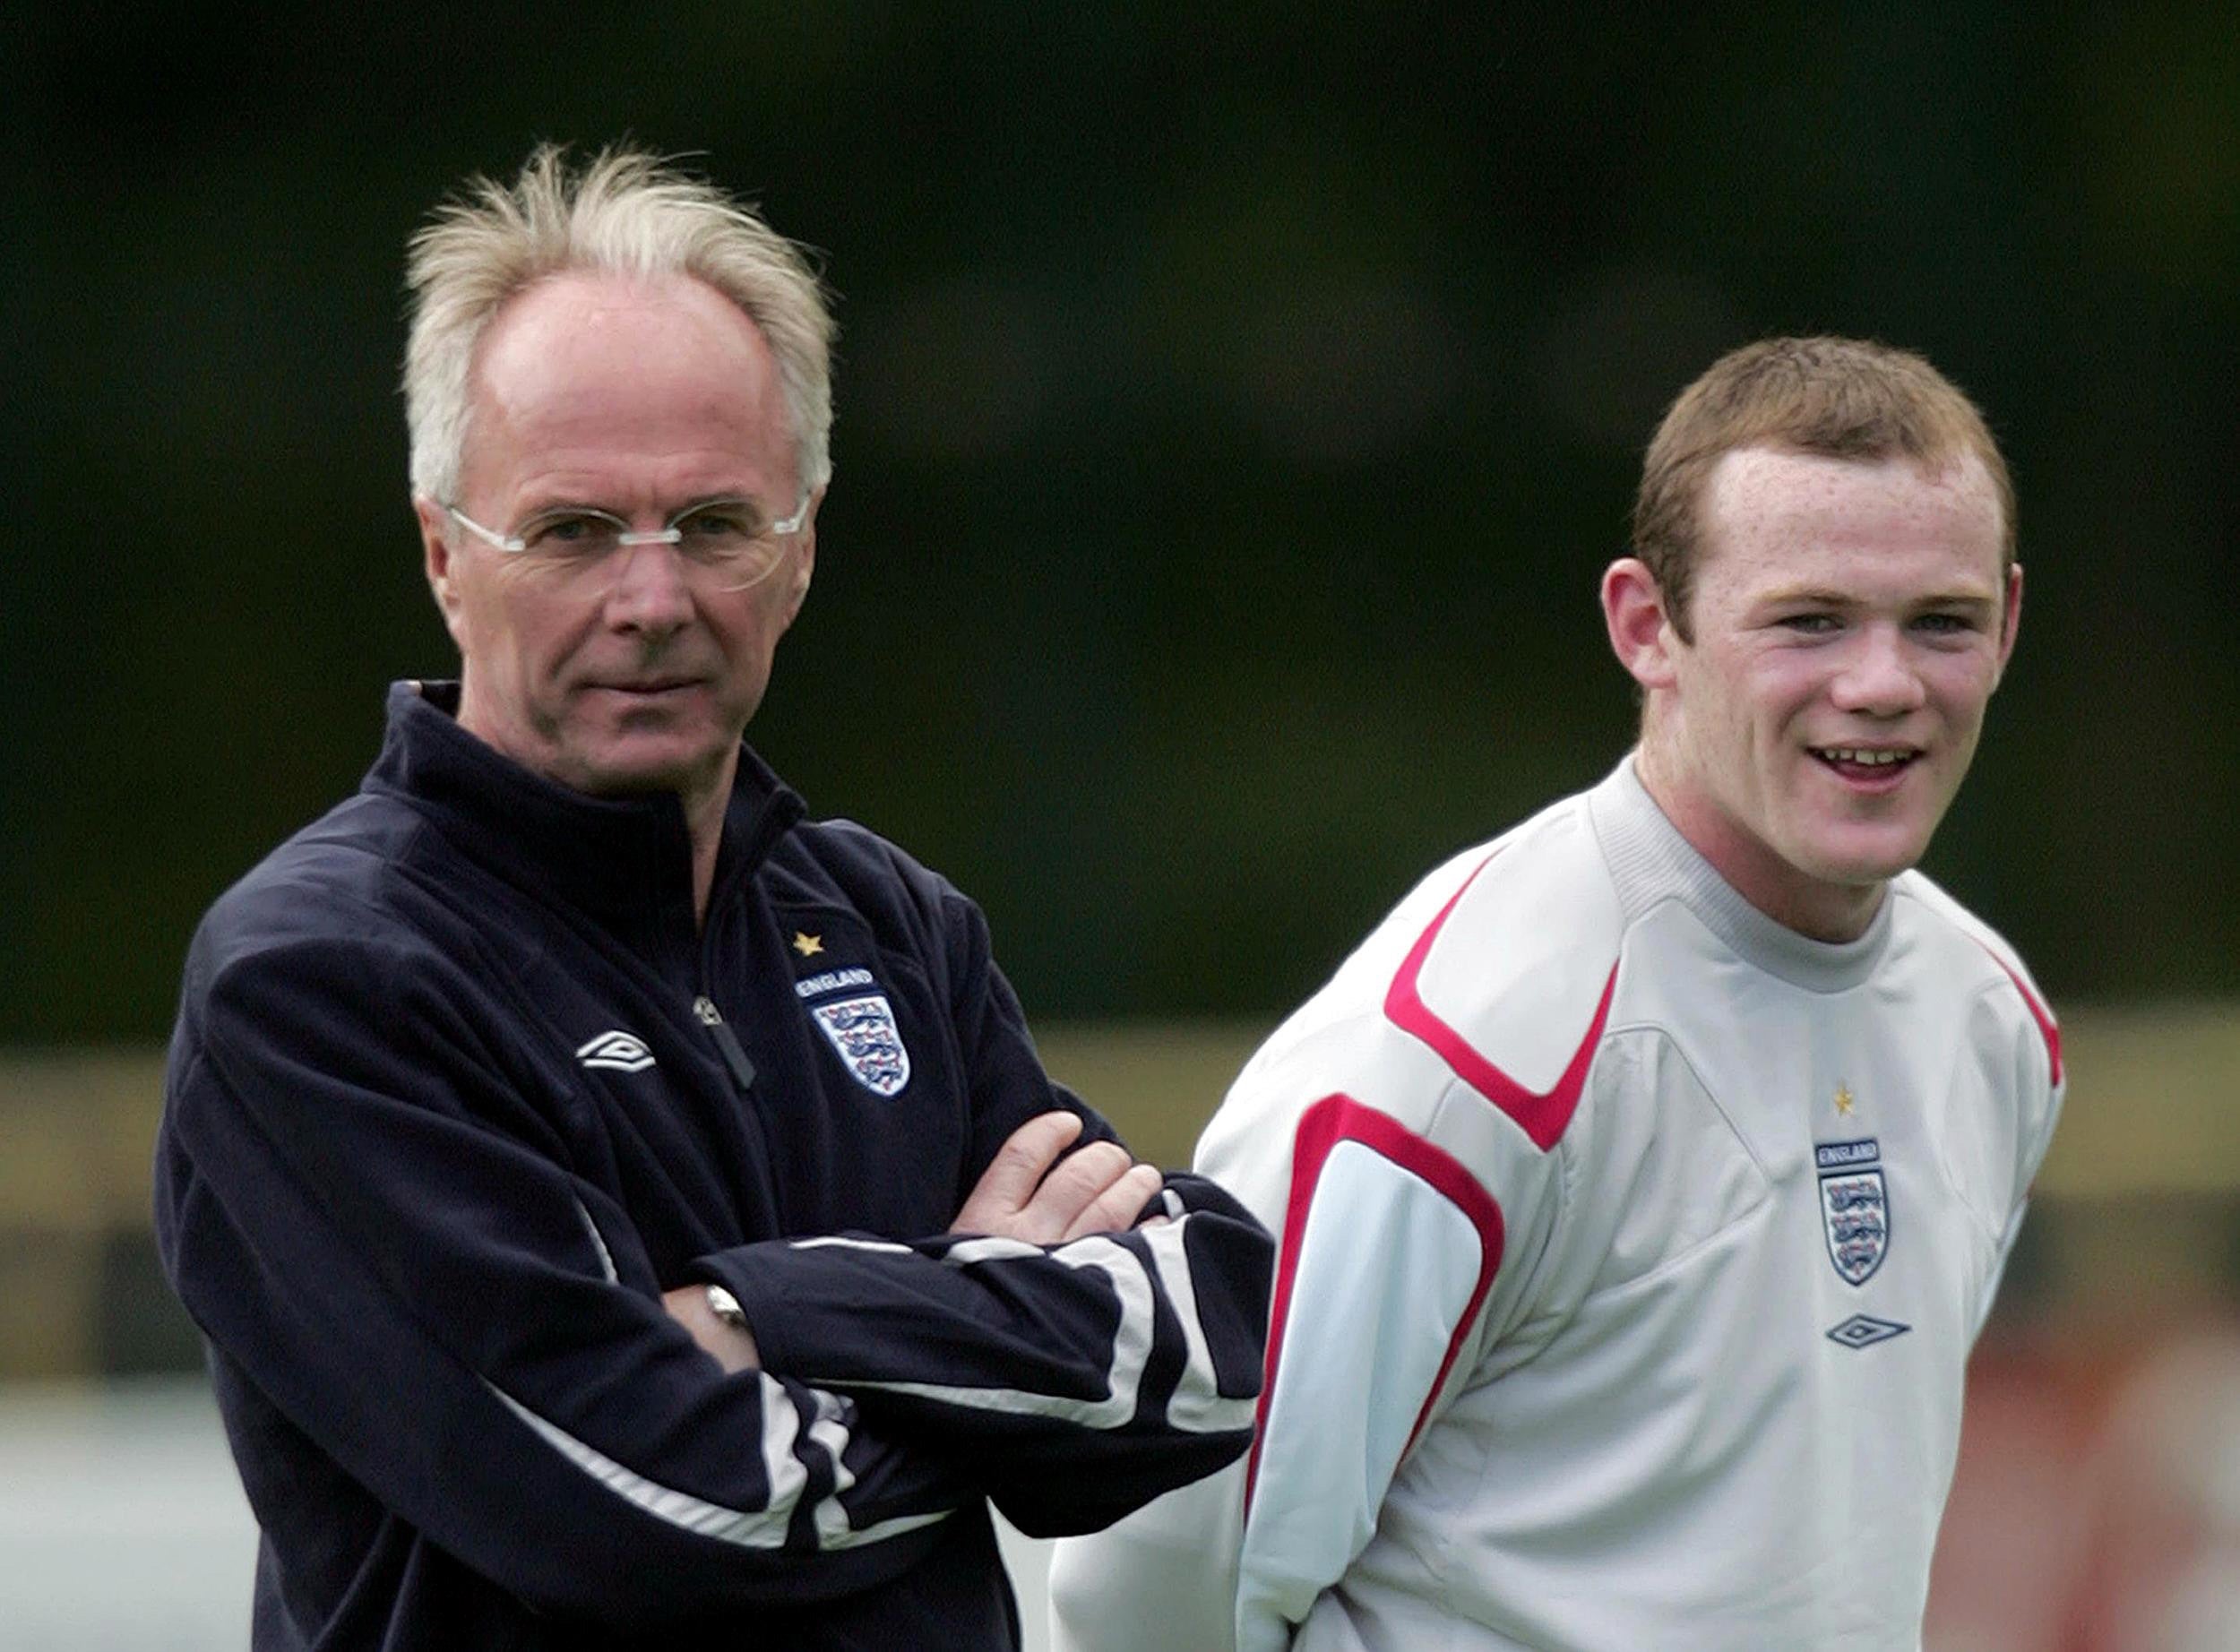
[780,490,823,626]
[1601,556,1680,692]
[781,533,815,625]
[1991,562,2023,689]
[415,496,469,645]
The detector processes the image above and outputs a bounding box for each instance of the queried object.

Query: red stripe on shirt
[1245,1094,1505,1517]
[1976,941,2063,1087]
[1383,852,1617,1151]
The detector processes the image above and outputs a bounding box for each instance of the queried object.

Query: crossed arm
[667,1109,1168,1371]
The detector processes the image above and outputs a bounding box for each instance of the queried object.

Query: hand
[662,1284,761,1374]
[950,1111,1167,1244]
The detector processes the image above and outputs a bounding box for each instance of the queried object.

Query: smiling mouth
[1811,745,1921,779]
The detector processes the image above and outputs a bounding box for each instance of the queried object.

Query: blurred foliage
[11,1,2238,1037]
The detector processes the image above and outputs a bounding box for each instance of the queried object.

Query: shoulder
[1202,792,1624,1209]
[168,801,510,1145]
[1386,796,1626,1146]
[766,816,969,938]
[757,819,1002,1013]
[177,792,518,1090]
[190,793,450,985]
[1890,872,2063,1088]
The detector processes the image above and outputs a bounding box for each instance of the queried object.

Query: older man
[1052,337,2063,1651]
[154,146,1269,1651]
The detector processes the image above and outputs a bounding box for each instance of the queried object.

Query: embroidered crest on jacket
[810,994,912,1097]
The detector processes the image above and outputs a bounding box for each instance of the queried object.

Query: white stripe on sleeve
[1140,1217,1256,1434]
[484,1378,951,1552]
[815,1233,1156,1427]
[572,1195,619,1285]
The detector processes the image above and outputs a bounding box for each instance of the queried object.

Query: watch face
[705,1284,749,1329]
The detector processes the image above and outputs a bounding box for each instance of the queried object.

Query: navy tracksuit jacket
[155,682,1271,1649]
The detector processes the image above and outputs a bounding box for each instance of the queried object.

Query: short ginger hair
[1632,337,2013,641]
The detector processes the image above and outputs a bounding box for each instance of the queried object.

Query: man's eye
[521,514,613,550]
[1913,613,1975,635]
[1779,614,1839,634]
[676,507,762,541]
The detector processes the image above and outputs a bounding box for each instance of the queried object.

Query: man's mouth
[593,678,701,695]
[1810,745,1920,779]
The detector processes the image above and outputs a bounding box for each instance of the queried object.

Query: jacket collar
[364,680,806,929]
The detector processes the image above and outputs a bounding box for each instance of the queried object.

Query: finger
[1060,1163,1167,1243]
[951,1111,1084,1233]
[1018,1140,1133,1238]
[976,1111,1086,1209]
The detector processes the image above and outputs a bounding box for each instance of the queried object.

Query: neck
[1632,744,1886,943]
[677,763,737,927]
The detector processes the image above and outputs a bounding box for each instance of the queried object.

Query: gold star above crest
[792,932,823,958]
[1833,1082,1857,1116]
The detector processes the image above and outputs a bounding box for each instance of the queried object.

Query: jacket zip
[694,994,758,1092]
[687,777,802,1099]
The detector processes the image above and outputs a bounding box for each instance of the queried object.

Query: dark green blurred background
[13,2,2237,1041]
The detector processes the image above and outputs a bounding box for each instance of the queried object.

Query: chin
[1790,829,1934,889]
[564,741,727,799]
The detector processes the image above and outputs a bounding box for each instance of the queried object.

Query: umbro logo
[1825,1314,1909,1351]
[576,1030,657,1073]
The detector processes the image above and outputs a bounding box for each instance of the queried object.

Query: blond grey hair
[403,143,834,504]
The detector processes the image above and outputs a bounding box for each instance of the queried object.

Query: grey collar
[1589,754,1894,994]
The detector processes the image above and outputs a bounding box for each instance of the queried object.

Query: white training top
[1050,758,2063,1652]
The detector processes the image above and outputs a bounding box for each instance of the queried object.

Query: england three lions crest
[1815,1139,1890,1286]
[810,994,912,1097]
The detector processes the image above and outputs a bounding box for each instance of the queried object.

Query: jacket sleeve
[696,1171,1270,1538]
[702,882,1272,1537]
[155,928,972,1628]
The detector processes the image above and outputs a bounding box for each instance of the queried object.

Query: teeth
[1819,747,1910,766]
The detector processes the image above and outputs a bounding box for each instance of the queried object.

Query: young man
[1051,337,2063,1651]
[153,147,1270,1650]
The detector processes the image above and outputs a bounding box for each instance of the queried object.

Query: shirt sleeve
[156,929,973,1629]
[1972,984,2068,1343]
[1049,1079,1546,1652]
[1240,1091,1520,1652]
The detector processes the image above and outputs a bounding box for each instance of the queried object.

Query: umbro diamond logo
[576,1030,656,1073]
[1826,1314,1910,1351]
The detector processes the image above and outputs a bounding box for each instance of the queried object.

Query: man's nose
[603,538,696,633]
[1830,625,1927,717]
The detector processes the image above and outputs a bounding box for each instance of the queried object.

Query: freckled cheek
[1734,662,1822,744]
[1926,658,2000,718]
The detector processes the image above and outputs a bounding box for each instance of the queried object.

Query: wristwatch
[704,1284,752,1332]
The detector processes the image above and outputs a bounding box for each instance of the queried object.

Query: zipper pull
[694,995,758,1091]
